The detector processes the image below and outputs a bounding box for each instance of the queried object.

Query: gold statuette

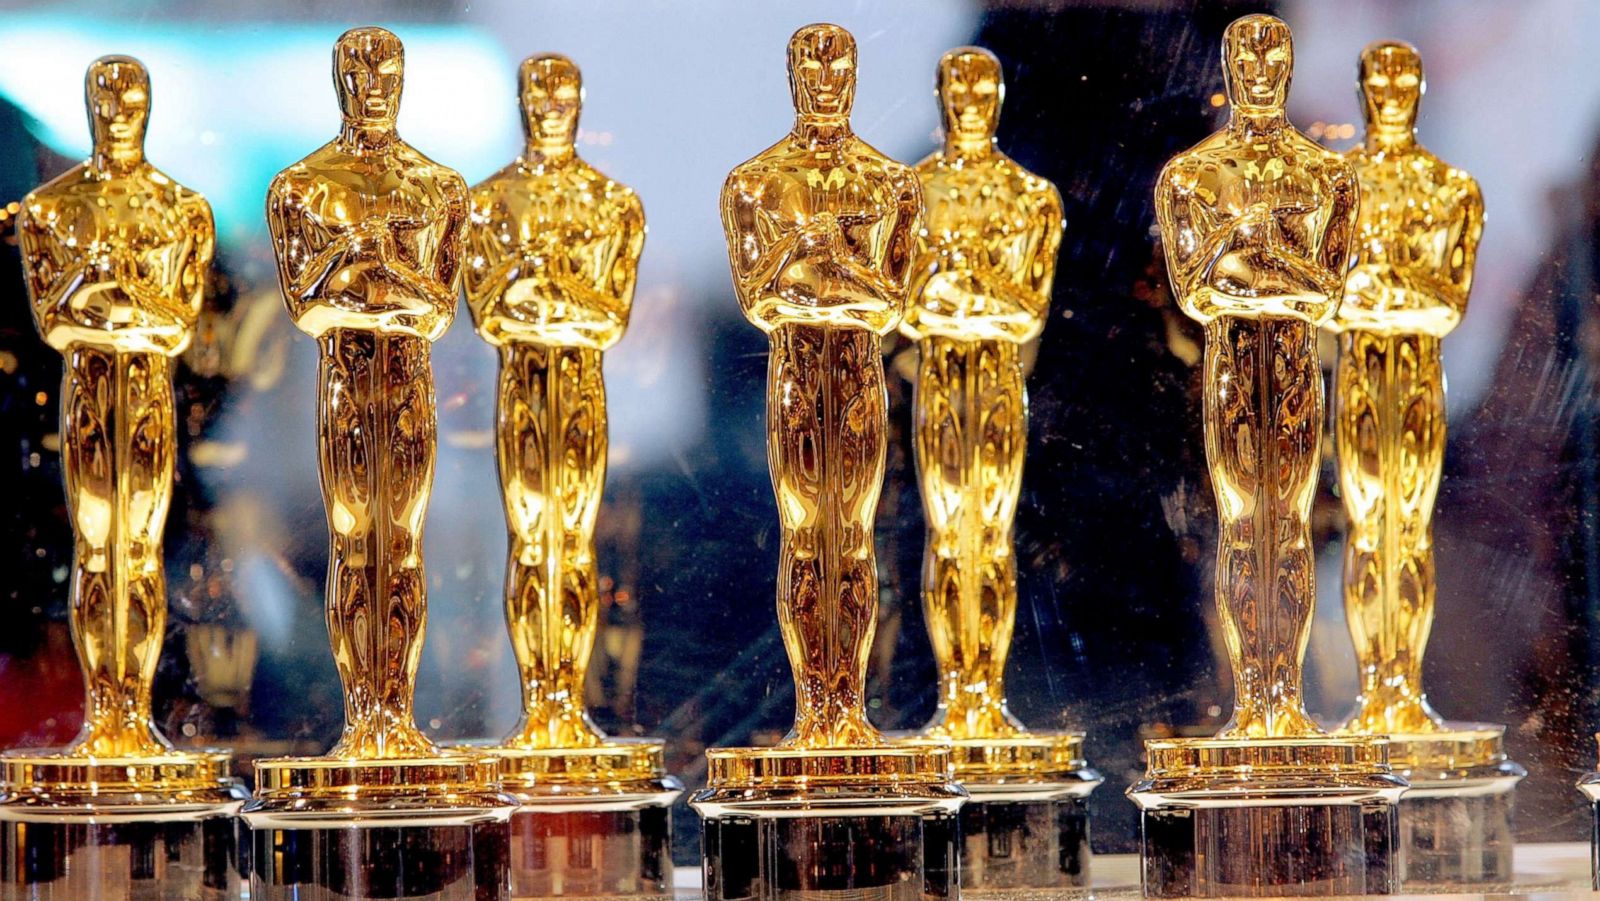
[463,54,676,899]
[1335,41,1484,737]
[267,26,464,762]
[1157,16,1357,740]
[245,33,509,874]
[907,47,1063,743]
[725,23,921,751]
[1131,17,1402,898]
[465,53,645,752]
[903,47,1097,891]
[692,25,962,901]
[3,55,245,901]
[1334,42,1521,888]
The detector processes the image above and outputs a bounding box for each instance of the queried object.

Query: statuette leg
[909,336,1100,890]
[1339,331,1523,886]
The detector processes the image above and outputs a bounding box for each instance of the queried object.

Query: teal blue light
[0,15,517,245]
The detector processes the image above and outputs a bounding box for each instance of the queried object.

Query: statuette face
[1222,14,1292,112]
[787,24,856,121]
[1155,14,1359,739]
[265,26,468,760]
[937,47,1002,143]
[17,54,214,758]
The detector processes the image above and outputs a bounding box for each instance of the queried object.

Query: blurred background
[1,0,1597,862]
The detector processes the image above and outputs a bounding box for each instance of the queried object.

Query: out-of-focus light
[0,15,517,243]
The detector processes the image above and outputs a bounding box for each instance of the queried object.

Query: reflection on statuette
[244,30,509,901]
[1333,43,1520,889]
[1331,41,1485,737]
[464,53,646,751]
[463,54,678,900]
[1153,13,1358,740]
[1130,20,1399,899]
[18,54,214,758]
[905,47,1099,893]
[693,28,960,901]
[265,26,469,760]
[721,23,923,749]
[907,46,1063,742]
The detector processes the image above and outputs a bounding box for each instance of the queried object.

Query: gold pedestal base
[0,749,248,900]
[242,755,515,900]
[468,740,682,899]
[1383,724,1524,888]
[1129,735,1405,897]
[246,754,513,828]
[692,745,964,900]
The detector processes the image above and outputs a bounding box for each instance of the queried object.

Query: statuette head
[86,55,149,166]
[520,53,582,149]
[1359,40,1423,136]
[1222,14,1293,114]
[787,23,856,122]
[937,47,1002,145]
[334,26,404,127]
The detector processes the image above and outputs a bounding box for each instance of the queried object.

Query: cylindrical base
[1129,736,1405,898]
[0,748,247,901]
[1573,763,1600,888]
[701,808,958,901]
[242,753,517,900]
[249,819,511,900]
[691,745,965,901]
[1,815,242,900]
[1383,726,1524,888]
[907,732,1101,891]
[959,793,1090,891]
[1400,783,1517,887]
[460,738,682,899]
[507,804,674,898]
[1140,800,1396,897]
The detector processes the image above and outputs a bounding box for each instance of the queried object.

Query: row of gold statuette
[0,14,1572,901]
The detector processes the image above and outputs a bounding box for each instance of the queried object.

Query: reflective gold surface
[1131,24,1397,891]
[704,744,953,790]
[464,54,647,754]
[263,27,468,763]
[13,55,218,777]
[1331,42,1486,741]
[906,48,1063,750]
[1153,14,1359,740]
[719,23,923,752]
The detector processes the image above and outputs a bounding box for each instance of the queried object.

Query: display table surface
[670,840,1593,898]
